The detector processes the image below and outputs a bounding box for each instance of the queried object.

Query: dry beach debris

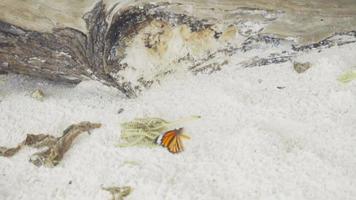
[31,89,45,101]
[118,116,200,150]
[102,186,132,200]
[0,121,101,167]
[293,62,311,73]
[119,117,170,148]
[117,108,124,114]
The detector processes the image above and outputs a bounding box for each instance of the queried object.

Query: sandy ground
[0,43,356,199]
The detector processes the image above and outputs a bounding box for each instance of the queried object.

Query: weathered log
[1,0,356,97]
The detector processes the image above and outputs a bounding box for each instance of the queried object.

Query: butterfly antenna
[168,115,201,127]
[181,133,191,140]
[177,128,191,140]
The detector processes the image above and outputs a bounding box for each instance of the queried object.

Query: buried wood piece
[0,146,23,157]
[293,62,312,73]
[102,186,132,200]
[0,134,57,157]
[0,121,101,167]
[117,108,124,114]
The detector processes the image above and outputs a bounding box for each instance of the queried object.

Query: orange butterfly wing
[168,135,184,153]
[161,130,176,147]
[159,129,185,153]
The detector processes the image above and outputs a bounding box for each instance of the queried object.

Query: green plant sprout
[118,115,200,148]
[338,70,356,83]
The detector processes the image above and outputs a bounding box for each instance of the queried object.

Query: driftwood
[1,0,356,97]
[0,121,101,167]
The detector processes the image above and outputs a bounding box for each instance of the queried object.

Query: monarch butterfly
[156,128,190,153]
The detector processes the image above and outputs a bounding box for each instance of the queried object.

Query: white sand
[0,43,356,199]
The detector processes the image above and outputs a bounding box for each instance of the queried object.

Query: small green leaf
[338,70,356,83]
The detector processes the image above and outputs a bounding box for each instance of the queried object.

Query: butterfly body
[156,128,190,153]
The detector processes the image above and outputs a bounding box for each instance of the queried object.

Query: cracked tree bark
[1,0,356,97]
[0,1,212,97]
[0,2,119,94]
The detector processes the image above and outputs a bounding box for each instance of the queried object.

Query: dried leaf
[118,116,200,147]
[119,117,169,147]
[0,121,101,167]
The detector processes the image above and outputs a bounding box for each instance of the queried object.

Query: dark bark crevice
[1,1,355,97]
